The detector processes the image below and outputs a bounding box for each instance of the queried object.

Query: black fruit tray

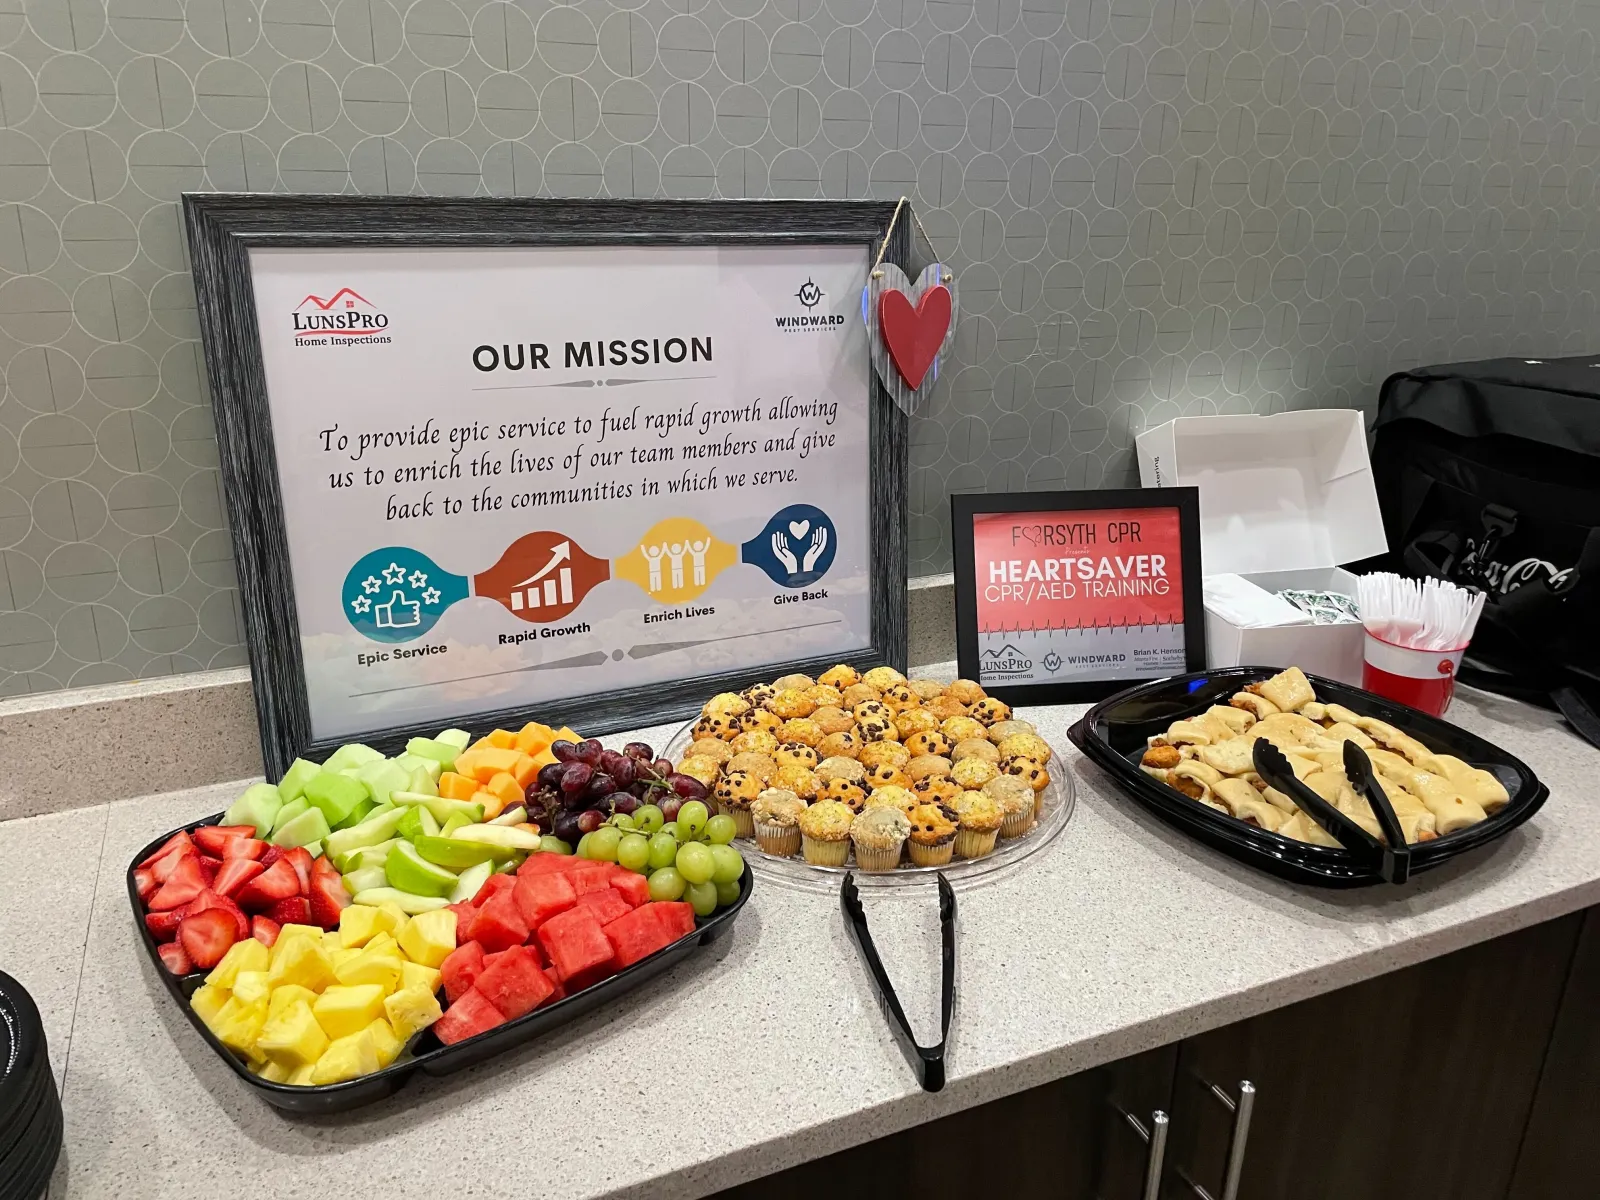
[1068,667,1548,888]
[128,812,753,1113]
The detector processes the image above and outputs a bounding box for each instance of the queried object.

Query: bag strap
[1552,686,1600,749]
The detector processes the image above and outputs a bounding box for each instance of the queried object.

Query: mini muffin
[693,713,738,741]
[856,714,898,743]
[675,755,723,787]
[824,778,867,811]
[840,682,882,708]
[810,705,856,735]
[940,716,988,745]
[946,679,986,705]
[908,679,948,700]
[865,763,912,789]
[703,692,750,718]
[951,737,1000,765]
[987,719,1038,743]
[862,666,907,690]
[905,802,958,867]
[778,717,824,747]
[1000,755,1050,793]
[773,741,819,771]
[905,753,953,782]
[751,788,805,856]
[740,682,776,710]
[951,791,1004,859]
[804,684,844,710]
[881,682,919,712]
[815,730,861,760]
[926,695,969,721]
[997,732,1052,765]
[772,673,816,692]
[814,756,867,785]
[852,698,891,722]
[969,697,1012,726]
[768,688,816,719]
[714,771,763,836]
[984,775,1036,838]
[894,708,939,739]
[731,728,780,757]
[741,708,783,734]
[912,776,962,805]
[688,737,734,764]
[726,751,776,783]
[858,741,911,770]
[951,755,999,789]
[797,799,854,866]
[863,785,918,814]
[771,764,821,801]
[818,663,861,689]
[904,731,952,758]
[851,806,910,872]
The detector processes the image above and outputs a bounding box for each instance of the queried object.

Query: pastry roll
[1212,778,1287,831]
[1195,738,1254,776]
[1373,778,1437,842]
[1173,760,1224,788]
[1165,720,1214,746]
[1204,705,1256,735]
[1230,692,1280,720]
[1380,765,1487,834]
[1255,712,1330,747]
[1261,785,1298,813]
[1320,722,1377,750]
[1323,703,1364,726]
[1424,754,1511,813]
[1139,765,1170,784]
[1300,702,1327,722]
[1258,666,1316,713]
[1277,811,1342,847]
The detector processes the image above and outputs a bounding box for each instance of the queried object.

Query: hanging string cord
[871,197,954,284]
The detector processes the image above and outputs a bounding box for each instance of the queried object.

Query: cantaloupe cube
[397,908,457,968]
[256,999,329,1067]
[553,727,580,745]
[365,1017,402,1068]
[485,772,522,814]
[213,996,268,1063]
[310,1027,380,1085]
[267,984,318,1021]
[334,947,404,991]
[400,962,441,995]
[384,985,443,1042]
[472,789,504,821]
[529,749,557,771]
[267,936,336,992]
[206,937,268,989]
[190,983,231,1028]
[464,747,521,783]
[437,772,478,802]
[313,984,388,1040]
[514,722,553,755]
[485,728,517,750]
[232,970,270,1006]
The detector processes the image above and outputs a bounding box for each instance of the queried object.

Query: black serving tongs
[1251,739,1413,884]
[840,872,956,1093]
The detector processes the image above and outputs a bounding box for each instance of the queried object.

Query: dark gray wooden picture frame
[183,195,910,778]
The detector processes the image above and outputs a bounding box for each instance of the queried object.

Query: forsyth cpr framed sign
[185,196,910,777]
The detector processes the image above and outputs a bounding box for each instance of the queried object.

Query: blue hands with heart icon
[741,504,838,588]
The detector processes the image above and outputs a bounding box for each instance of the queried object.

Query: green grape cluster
[573,800,744,917]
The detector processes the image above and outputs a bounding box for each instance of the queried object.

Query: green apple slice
[334,839,402,874]
[277,758,321,804]
[404,736,459,770]
[413,835,515,872]
[351,887,451,914]
[223,782,283,839]
[489,806,526,827]
[269,796,309,836]
[439,812,474,837]
[391,791,485,826]
[271,806,332,849]
[450,860,493,904]
[447,824,541,851]
[385,841,458,897]
[342,865,389,894]
[323,807,407,861]
[395,806,439,842]
[323,742,384,773]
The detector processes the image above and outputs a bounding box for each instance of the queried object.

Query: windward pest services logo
[291,287,393,347]
[775,277,845,333]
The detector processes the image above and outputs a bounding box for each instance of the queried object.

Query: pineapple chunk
[189,983,231,1029]
[267,937,337,992]
[270,924,326,965]
[334,947,404,992]
[384,985,443,1043]
[397,909,457,968]
[364,931,399,958]
[312,984,388,1040]
[206,938,268,989]
[377,902,409,937]
[339,904,386,948]
[400,962,441,995]
[329,948,361,970]
[322,929,343,950]
[256,999,330,1068]
[213,997,268,1063]
[287,1063,318,1086]
[257,1059,294,1083]
[365,1018,402,1068]
[267,984,318,1021]
[232,970,271,1006]
[310,1027,380,1085]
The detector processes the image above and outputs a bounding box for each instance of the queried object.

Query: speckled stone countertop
[4,681,1597,1200]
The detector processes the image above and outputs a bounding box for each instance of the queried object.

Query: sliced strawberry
[265,896,312,925]
[233,858,301,910]
[283,846,314,895]
[148,856,207,911]
[149,845,197,883]
[144,908,184,942]
[138,830,194,869]
[178,907,238,969]
[259,845,286,869]
[223,838,267,861]
[213,857,265,899]
[196,856,221,885]
[133,868,157,902]
[251,916,281,947]
[185,888,249,940]
[307,872,351,929]
[157,941,193,975]
[193,824,256,856]
[310,854,339,880]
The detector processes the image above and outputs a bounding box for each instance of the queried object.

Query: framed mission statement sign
[186,197,911,777]
[951,489,1205,703]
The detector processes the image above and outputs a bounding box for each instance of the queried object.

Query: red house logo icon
[291,288,392,340]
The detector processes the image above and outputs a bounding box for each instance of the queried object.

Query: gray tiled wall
[1,0,1598,694]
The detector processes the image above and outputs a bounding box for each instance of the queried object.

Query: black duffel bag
[1370,355,1600,746]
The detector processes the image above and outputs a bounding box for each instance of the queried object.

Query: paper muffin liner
[753,820,801,857]
[907,839,954,867]
[801,834,851,867]
[1000,809,1036,839]
[954,827,999,859]
[852,843,904,872]
[716,800,756,838]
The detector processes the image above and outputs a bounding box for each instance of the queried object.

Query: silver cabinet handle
[1110,1105,1169,1200]
[1179,1078,1256,1200]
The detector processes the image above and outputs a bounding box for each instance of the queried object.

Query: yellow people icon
[615,518,737,604]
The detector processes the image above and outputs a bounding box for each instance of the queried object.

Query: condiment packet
[1278,589,1361,625]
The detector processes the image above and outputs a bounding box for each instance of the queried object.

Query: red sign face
[475,532,610,624]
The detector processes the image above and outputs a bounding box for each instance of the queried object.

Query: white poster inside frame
[250,243,874,741]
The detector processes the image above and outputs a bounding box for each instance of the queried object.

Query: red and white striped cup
[1361,632,1465,717]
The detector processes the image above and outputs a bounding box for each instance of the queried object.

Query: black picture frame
[184,195,910,778]
[950,488,1206,705]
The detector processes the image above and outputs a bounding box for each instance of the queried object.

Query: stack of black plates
[0,972,62,1200]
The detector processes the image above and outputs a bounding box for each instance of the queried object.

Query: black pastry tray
[1067,667,1548,888]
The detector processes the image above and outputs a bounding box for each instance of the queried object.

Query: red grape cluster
[529,739,711,846]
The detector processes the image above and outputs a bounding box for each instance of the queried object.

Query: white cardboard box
[1135,410,1388,685]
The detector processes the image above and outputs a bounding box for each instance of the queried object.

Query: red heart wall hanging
[879,284,953,390]
[864,260,959,413]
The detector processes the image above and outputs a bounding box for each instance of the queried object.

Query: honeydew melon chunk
[446,824,541,851]
[414,835,514,872]
[395,806,439,842]
[356,758,412,805]
[302,840,323,860]
[439,812,474,838]
[404,736,459,770]
[335,799,378,831]
[270,797,310,837]
[394,753,442,791]
[352,886,451,914]
[323,743,384,774]
[277,758,321,805]
[450,860,493,903]
[390,792,485,826]
[271,806,332,849]
[436,728,473,751]
[224,782,284,839]
[342,865,389,894]
[304,771,370,827]
[385,841,458,897]
[489,806,526,827]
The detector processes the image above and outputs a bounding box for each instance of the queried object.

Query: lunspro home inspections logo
[775,277,845,332]
[292,287,393,346]
[981,642,1032,677]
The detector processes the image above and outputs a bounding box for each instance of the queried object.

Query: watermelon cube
[472,873,517,907]
[651,901,696,942]
[603,902,696,969]
[513,872,576,931]
[472,946,554,1020]
[543,965,566,1002]
[566,865,615,898]
[466,890,529,953]
[575,888,631,926]
[433,989,507,1046]
[516,852,587,877]
[607,872,650,909]
[536,907,615,989]
[446,901,478,945]
[440,941,485,1003]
